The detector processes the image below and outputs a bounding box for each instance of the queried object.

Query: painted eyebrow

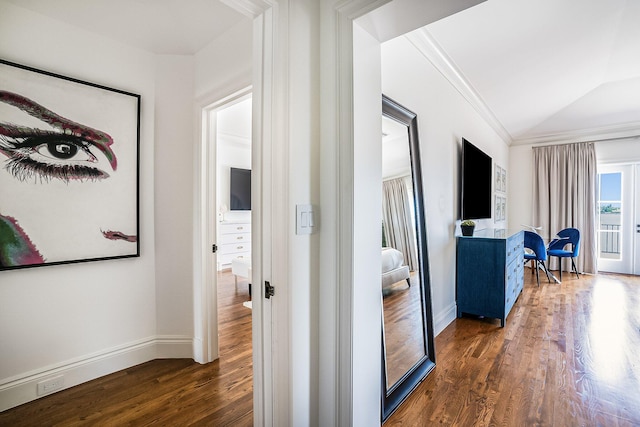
[0,90,117,170]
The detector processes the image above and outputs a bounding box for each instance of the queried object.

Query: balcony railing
[599,224,620,254]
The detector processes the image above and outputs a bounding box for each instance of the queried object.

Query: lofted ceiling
[6,0,639,145]
[420,0,640,144]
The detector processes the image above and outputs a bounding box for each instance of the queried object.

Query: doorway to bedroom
[201,91,254,421]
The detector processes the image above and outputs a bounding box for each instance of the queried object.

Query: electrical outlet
[37,376,64,396]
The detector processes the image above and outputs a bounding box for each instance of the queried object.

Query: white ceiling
[7,0,640,145]
[4,0,246,54]
[421,0,640,144]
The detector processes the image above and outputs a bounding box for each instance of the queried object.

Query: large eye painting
[0,90,118,183]
[0,59,140,270]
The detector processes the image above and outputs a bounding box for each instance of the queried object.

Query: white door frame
[203,1,476,425]
[635,164,640,275]
[194,87,253,366]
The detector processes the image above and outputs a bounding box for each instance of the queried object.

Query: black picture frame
[0,59,140,270]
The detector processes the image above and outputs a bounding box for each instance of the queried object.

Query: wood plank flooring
[0,270,253,427]
[385,270,640,426]
[2,269,640,426]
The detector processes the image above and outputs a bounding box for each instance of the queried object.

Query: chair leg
[558,259,562,281]
[571,257,580,279]
[542,261,551,283]
[406,278,411,287]
[535,260,540,286]
[530,259,535,275]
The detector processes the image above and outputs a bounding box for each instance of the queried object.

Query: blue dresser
[456,229,524,327]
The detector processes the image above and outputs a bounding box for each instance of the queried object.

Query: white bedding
[381,247,404,273]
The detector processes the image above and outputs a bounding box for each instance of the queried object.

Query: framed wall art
[0,59,140,270]
[495,164,507,193]
[495,164,503,192]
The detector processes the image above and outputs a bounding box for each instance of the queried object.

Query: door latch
[265,281,275,299]
[212,244,218,253]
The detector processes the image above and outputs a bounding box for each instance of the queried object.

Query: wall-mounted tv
[230,167,251,211]
[461,138,492,220]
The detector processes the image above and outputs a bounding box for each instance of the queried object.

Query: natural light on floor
[590,279,627,383]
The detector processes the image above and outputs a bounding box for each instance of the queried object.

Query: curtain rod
[531,134,640,149]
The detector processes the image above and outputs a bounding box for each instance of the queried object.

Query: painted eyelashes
[0,90,118,183]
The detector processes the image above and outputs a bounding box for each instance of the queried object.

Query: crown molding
[511,121,640,146]
[405,28,513,145]
[220,0,273,18]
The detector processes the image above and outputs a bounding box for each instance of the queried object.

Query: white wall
[154,56,196,340]
[381,35,510,334]
[508,137,640,233]
[352,23,383,426]
[194,20,253,101]
[0,2,157,410]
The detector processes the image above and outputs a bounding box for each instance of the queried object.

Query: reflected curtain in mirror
[382,177,418,271]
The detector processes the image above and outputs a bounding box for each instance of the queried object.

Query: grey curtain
[532,142,597,273]
[382,177,418,271]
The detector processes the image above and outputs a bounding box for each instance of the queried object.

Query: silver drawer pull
[237,236,244,240]
[237,246,244,250]
[237,226,244,230]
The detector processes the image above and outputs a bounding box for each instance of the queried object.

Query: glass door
[597,164,634,274]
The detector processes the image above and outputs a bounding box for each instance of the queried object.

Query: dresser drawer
[505,231,524,266]
[218,251,250,265]
[220,242,251,255]
[217,221,251,270]
[220,232,251,244]
[220,223,250,234]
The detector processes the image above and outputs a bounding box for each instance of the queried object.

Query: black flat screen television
[230,167,251,211]
[461,138,492,220]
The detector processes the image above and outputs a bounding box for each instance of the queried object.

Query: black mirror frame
[381,95,436,421]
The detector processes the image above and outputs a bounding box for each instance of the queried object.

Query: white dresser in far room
[217,220,251,270]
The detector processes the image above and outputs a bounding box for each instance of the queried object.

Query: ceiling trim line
[404,28,513,145]
[511,121,640,146]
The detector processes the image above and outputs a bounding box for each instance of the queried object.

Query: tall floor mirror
[381,95,436,421]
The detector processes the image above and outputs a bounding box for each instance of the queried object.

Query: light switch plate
[296,204,315,235]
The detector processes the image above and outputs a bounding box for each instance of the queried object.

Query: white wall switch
[296,204,316,235]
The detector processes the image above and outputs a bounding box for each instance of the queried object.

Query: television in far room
[230,167,251,211]
[461,138,492,220]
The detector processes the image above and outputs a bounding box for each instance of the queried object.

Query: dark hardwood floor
[386,269,640,426]
[0,270,253,427]
[2,268,640,426]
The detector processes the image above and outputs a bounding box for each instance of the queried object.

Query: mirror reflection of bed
[381,115,426,389]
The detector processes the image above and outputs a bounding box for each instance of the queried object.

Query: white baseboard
[0,335,193,412]
[434,302,457,336]
[155,335,194,359]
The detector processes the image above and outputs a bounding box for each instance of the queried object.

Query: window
[597,172,622,260]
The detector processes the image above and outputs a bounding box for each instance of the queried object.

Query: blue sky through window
[600,173,621,201]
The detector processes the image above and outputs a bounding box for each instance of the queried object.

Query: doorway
[196,90,254,421]
[597,163,639,274]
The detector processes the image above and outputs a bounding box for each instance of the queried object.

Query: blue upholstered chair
[524,231,550,286]
[547,228,580,280]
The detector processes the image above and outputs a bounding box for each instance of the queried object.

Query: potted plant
[460,220,476,236]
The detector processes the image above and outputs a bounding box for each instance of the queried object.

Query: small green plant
[461,220,476,226]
